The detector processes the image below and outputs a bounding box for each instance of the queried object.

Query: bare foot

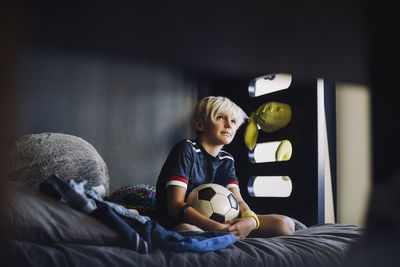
[128,209,139,215]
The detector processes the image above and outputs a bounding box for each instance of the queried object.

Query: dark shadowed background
[6,0,373,192]
[2,0,400,264]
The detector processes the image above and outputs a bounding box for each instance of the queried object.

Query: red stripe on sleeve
[166,176,189,184]
[227,179,239,185]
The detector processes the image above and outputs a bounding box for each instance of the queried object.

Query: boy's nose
[225,120,232,128]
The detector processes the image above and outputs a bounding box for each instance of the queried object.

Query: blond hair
[193,96,248,129]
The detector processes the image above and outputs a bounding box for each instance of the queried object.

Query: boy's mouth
[221,132,232,136]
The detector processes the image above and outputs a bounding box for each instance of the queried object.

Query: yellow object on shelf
[244,102,292,150]
[276,140,292,161]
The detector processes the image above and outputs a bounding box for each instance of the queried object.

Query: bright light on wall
[336,83,371,226]
[249,141,281,163]
[248,176,292,197]
[248,73,292,97]
[249,140,292,163]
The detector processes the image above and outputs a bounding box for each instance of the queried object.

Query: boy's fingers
[227,228,237,235]
[227,225,238,232]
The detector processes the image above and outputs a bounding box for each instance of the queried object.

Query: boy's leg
[248,214,295,237]
[174,223,204,232]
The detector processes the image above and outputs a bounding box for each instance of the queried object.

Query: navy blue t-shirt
[155,139,239,229]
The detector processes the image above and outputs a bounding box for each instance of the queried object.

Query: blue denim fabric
[39,174,237,254]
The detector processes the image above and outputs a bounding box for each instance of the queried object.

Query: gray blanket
[7,182,363,267]
[9,224,362,267]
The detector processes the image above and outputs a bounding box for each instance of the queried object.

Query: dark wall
[24,1,368,84]
[370,3,399,184]
[13,48,198,192]
[6,0,371,194]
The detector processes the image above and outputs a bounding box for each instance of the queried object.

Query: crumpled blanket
[39,173,237,254]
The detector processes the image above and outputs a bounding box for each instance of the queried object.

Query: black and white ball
[186,183,239,223]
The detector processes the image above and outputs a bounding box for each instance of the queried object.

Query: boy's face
[199,113,239,146]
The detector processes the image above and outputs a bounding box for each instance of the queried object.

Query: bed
[6,133,364,267]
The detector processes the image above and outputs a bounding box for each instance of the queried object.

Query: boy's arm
[228,186,251,214]
[226,186,258,238]
[167,185,230,231]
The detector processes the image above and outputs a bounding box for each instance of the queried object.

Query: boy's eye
[231,119,237,124]
[216,115,224,120]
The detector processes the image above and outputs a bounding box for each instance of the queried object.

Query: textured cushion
[107,184,156,217]
[7,132,109,197]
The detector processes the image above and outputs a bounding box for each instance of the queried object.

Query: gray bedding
[10,224,362,267]
[7,182,364,267]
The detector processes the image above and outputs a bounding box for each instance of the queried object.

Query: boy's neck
[198,136,223,157]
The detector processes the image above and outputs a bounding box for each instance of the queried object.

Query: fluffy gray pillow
[7,132,109,197]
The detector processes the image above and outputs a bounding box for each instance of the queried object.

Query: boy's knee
[275,216,295,235]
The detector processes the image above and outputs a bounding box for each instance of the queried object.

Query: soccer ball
[186,183,239,223]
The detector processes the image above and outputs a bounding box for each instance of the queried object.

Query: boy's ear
[193,119,205,132]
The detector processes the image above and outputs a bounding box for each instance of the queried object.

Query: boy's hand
[215,222,231,232]
[224,217,257,239]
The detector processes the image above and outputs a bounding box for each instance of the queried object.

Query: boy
[155,96,294,238]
